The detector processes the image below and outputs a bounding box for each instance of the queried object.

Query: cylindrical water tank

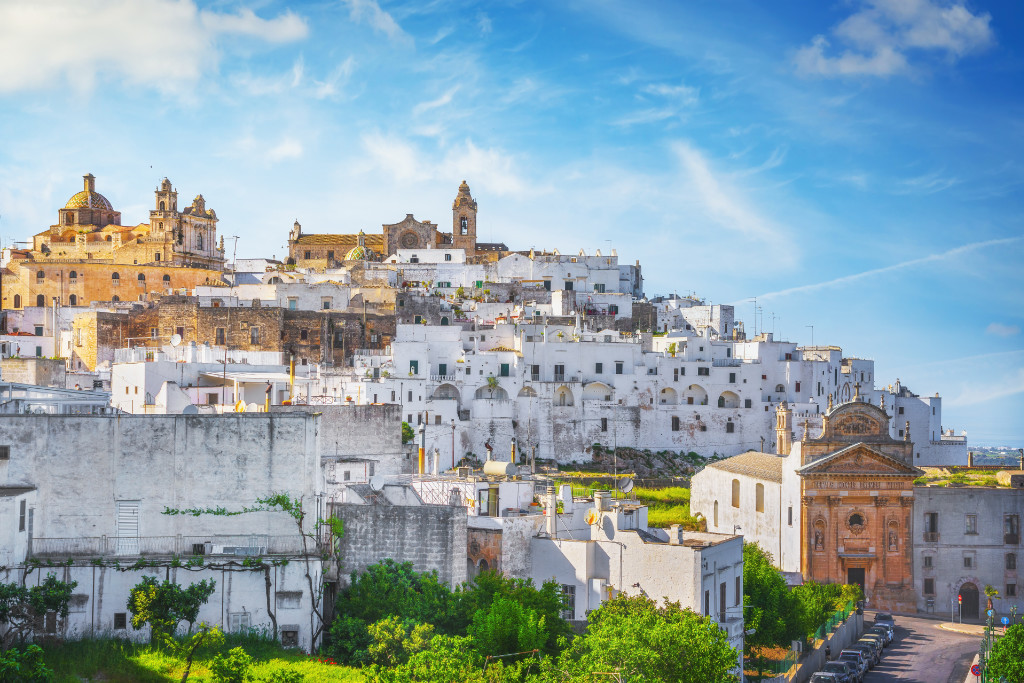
[483,460,518,477]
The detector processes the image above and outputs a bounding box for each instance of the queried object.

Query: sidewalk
[937,621,986,636]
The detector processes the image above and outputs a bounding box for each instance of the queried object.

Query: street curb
[937,622,986,636]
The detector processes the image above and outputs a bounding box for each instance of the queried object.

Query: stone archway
[959,582,980,620]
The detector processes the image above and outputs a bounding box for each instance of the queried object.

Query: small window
[13,295,20,308]
[111,272,120,281]
[564,280,573,291]
[671,416,680,431]
[250,327,260,345]
[163,274,170,283]
[281,630,299,647]
[744,399,752,408]
[615,362,624,375]
[731,479,740,508]
[137,273,145,282]
[729,372,736,383]
[409,360,419,375]
[36,294,45,307]
[787,506,793,526]
[923,555,933,568]
[966,514,978,535]
[445,253,452,261]
[19,499,26,531]
[924,578,935,595]
[755,483,764,512]
[300,329,308,341]
[964,555,973,568]
[1008,584,1018,597]
[69,294,77,305]
[595,362,603,374]
[600,418,608,432]
[1008,553,1017,570]
[36,270,45,282]
[559,585,575,620]
[304,251,311,259]
[229,612,251,632]
[215,328,225,345]
[114,613,127,630]
[343,470,351,481]
[698,367,710,376]
[726,421,735,434]
[898,406,904,415]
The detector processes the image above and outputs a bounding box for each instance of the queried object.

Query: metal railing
[712,359,742,367]
[431,374,456,382]
[923,532,939,542]
[30,534,307,558]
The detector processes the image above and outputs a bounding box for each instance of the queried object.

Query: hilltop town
[1,175,1020,681]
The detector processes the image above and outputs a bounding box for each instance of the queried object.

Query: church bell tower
[452,180,477,254]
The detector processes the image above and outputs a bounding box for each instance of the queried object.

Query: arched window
[69,270,77,280]
[111,272,120,281]
[112,295,120,302]
[66,213,74,225]
[756,483,765,512]
[106,235,112,241]
[162,274,171,283]
[13,295,21,308]
[197,233,203,250]
[460,216,468,234]
[718,395,725,407]
[714,500,719,527]
[36,294,45,307]
[36,270,45,281]
[159,201,165,211]
[137,273,145,282]
[775,384,785,393]
[440,316,450,326]
[731,479,740,508]
[69,294,77,305]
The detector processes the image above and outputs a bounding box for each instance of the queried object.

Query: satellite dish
[181,405,199,415]
[369,474,386,491]
[169,334,182,347]
[618,477,634,494]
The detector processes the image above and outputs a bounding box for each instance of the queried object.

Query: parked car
[810,674,841,683]
[868,624,893,646]
[874,612,896,630]
[850,642,878,667]
[860,635,885,664]
[820,660,855,683]
[839,649,868,681]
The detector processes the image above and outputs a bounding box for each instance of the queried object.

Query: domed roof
[65,174,114,211]
[345,245,369,260]
[65,190,113,210]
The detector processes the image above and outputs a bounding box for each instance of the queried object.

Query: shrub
[0,645,52,683]
[210,646,253,683]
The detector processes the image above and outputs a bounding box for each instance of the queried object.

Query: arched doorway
[959,582,980,620]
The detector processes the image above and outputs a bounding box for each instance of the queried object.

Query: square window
[964,555,973,569]
[923,555,933,568]
[671,416,680,432]
[595,362,603,374]
[615,362,624,375]
[1008,584,1018,598]
[114,613,127,630]
[281,630,299,647]
[0,445,9,461]
[229,612,251,632]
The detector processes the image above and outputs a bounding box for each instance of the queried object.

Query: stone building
[287,181,507,267]
[692,398,924,612]
[2,175,224,310]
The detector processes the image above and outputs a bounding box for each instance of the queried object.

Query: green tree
[366,615,434,666]
[401,422,415,444]
[469,596,547,657]
[743,543,802,653]
[127,576,216,643]
[0,644,52,682]
[365,634,522,683]
[546,594,738,683]
[989,623,1024,683]
[209,644,252,683]
[0,574,78,651]
[458,571,571,654]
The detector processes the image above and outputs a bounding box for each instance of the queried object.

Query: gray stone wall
[1,358,67,387]
[331,503,468,588]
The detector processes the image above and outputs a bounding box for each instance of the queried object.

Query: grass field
[557,480,702,529]
[41,634,365,683]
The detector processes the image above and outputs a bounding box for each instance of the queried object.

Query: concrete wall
[331,503,468,588]
[789,612,863,683]
[0,413,320,540]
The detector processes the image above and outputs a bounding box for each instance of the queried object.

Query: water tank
[483,460,518,477]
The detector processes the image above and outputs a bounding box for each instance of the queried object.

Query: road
[859,612,979,683]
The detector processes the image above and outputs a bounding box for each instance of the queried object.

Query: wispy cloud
[267,138,304,163]
[753,236,1024,300]
[672,141,782,240]
[987,323,1021,338]
[794,0,994,78]
[946,367,1024,407]
[615,81,700,126]
[0,0,307,94]
[893,170,959,194]
[341,0,408,42]
[413,86,460,116]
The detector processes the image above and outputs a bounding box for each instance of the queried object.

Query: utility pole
[806,325,814,348]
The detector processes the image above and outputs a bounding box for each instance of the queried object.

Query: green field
[41,634,364,683]
[556,480,702,529]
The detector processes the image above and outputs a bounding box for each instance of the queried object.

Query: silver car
[839,649,868,681]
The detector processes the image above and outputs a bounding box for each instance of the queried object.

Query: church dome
[345,245,369,260]
[65,190,113,210]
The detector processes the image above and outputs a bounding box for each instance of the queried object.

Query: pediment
[798,444,923,477]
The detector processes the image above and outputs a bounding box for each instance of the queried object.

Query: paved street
[859,612,979,683]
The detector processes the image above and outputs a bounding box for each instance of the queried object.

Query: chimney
[594,490,611,512]
[967,451,974,468]
[668,524,683,545]
[84,174,96,192]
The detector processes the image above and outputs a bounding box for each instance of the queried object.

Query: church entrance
[959,583,980,620]
[847,568,865,593]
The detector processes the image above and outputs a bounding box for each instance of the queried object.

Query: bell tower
[452,180,477,254]
[775,401,793,456]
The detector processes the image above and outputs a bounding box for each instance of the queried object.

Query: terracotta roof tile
[294,234,385,248]
[706,450,784,483]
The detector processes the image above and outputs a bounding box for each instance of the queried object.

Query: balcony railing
[712,359,742,367]
[1006,533,1020,545]
[923,532,939,542]
[430,374,456,382]
[30,534,307,558]
[553,373,565,382]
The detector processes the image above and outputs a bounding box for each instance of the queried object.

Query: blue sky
[0,0,1021,445]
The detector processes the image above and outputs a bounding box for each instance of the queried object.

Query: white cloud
[615,82,700,126]
[893,170,959,194]
[267,138,304,163]
[986,323,1021,338]
[0,0,308,94]
[794,0,993,78]
[341,0,408,42]
[754,236,1023,301]
[413,87,460,116]
[947,367,1024,406]
[671,141,781,240]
